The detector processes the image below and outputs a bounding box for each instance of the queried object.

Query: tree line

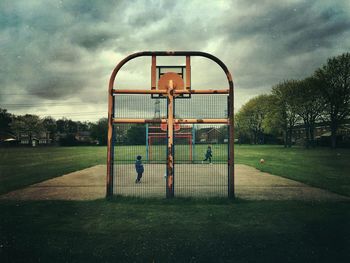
[235,53,350,148]
[0,110,108,146]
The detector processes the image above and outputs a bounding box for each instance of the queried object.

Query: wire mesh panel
[112,94,229,198]
[113,124,166,197]
[174,124,228,197]
[147,124,167,163]
[114,95,167,119]
[174,95,228,119]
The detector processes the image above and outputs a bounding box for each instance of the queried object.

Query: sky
[0,0,349,122]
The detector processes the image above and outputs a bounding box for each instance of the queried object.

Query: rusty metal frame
[113,118,229,124]
[107,51,234,199]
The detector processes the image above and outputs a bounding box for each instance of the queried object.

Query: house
[75,131,92,143]
[18,131,52,146]
[38,131,52,144]
[196,127,225,144]
[291,119,350,146]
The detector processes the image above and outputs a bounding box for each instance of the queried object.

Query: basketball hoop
[160,123,181,131]
[158,72,184,97]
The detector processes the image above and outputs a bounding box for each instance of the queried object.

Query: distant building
[75,131,92,143]
[196,127,225,144]
[38,131,51,144]
[18,131,51,146]
[291,120,350,146]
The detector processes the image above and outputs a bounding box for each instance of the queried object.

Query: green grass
[235,145,350,197]
[1,145,350,196]
[1,146,350,262]
[0,147,106,195]
[0,198,349,262]
[112,144,227,162]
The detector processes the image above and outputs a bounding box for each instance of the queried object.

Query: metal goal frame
[106,51,234,198]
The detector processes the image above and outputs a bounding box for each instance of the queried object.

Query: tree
[91,118,108,145]
[127,125,146,145]
[56,118,69,134]
[67,119,78,133]
[42,116,57,140]
[0,108,12,133]
[261,95,283,137]
[10,114,44,144]
[77,121,92,132]
[10,117,25,139]
[235,94,273,144]
[272,80,301,147]
[56,118,79,134]
[293,77,325,147]
[315,53,350,148]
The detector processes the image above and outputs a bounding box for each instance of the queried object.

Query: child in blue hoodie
[135,155,144,183]
[202,146,212,164]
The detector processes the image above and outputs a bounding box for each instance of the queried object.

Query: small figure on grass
[202,145,213,164]
[135,155,144,183]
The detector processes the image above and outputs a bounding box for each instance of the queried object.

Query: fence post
[166,80,175,198]
[146,124,149,162]
[192,124,196,163]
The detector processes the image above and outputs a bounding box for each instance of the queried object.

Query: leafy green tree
[293,77,325,147]
[42,116,57,140]
[56,118,69,134]
[91,118,108,145]
[56,118,80,134]
[9,117,25,139]
[127,125,146,145]
[235,94,273,144]
[77,121,92,132]
[272,80,301,147]
[261,95,283,137]
[315,53,350,148]
[11,114,44,143]
[0,108,12,133]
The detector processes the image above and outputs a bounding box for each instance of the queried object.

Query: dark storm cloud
[224,0,350,54]
[0,0,349,119]
[26,72,88,99]
[218,0,350,91]
[70,28,118,50]
[127,7,165,27]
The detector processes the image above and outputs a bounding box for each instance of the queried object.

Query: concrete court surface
[0,164,349,201]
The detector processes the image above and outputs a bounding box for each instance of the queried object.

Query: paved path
[0,164,348,201]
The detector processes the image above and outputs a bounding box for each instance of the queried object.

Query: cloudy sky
[1,0,349,121]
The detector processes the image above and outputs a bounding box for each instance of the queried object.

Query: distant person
[135,155,144,183]
[202,146,212,164]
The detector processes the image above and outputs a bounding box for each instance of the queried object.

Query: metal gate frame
[106,51,234,198]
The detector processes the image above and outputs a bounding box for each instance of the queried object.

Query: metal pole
[146,124,149,162]
[228,83,235,199]
[149,137,152,161]
[113,89,229,94]
[192,124,195,163]
[106,88,114,198]
[166,80,174,198]
[113,118,228,124]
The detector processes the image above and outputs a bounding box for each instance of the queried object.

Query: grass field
[1,146,349,262]
[0,147,106,195]
[1,145,349,196]
[235,145,350,197]
[0,198,349,262]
